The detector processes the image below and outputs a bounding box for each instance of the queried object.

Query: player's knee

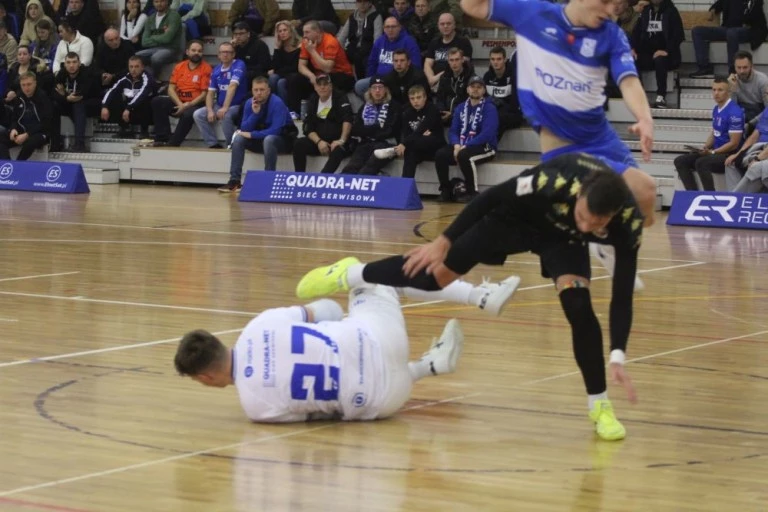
[558,287,601,349]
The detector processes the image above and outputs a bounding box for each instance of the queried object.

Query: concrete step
[679,92,713,110]
[679,77,712,89]
[83,167,120,184]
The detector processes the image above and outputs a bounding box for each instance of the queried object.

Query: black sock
[559,287,606,395]
[362,256,442,290]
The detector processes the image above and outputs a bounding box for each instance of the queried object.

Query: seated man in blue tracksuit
[218,75,298,192]
[434,75,498,203]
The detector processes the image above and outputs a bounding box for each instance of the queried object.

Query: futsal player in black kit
[296,153,643,441]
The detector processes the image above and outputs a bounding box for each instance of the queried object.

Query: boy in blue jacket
[434,76,498,203]
[218,76,298,192]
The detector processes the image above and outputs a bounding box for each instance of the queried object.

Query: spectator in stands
[729,50,768,125]
[267,20,300,105]
[171,0,211,40]
[354,16,421,97]
[340,76,400,175]
[630,0,684,109]
[151,39,211,146]
[97,28,134,90]
[292,73,353,173]
[227,0,279,36]
[193,42,248,149]
[674,76,743,190]
[375,83,445,179]
[290,0,339,34]
[434,47,471,124]
[288,21,354,114]
[5,45,52,102]
[52,51,101,152]
[689,0,768,78]
[424,13,472,87]
[55,0,100,24]
[428,0,462,29]
[30,18,57,70]
[408,0,437,59]
[390,0,414,26]
[336,0,382,80]
[218,75,298,192]
[0,71,52,159]
[724,104,768,188]
[19,0,53,46]
[0,4,19,40]
[231,21,271,83]
[53,21,93,74]
[137,0,182,79]
[383,48,429,105]
[64,0,103,43]
[0,20,18,66]
[434,76,497,202]
[101,55,154,139]
[120,0,147,50]
[483,47,521,139]
[615,0,639,40]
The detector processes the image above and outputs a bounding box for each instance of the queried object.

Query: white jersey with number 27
[231,306,388,423]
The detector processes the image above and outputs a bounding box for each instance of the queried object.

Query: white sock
[304,299,344,322]
[588,392,608,410]
[399,280,474,304]
[408,359,434,382]
[346,263,365,288]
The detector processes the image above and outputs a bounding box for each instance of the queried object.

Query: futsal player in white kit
[174,277,518,422]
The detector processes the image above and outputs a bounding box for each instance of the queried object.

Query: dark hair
[580,162,631,216]
[733,50,752,63]
[252,75,269,85]
[232,21,250,32]
[186,38,203,50]
[36,18,53,31]
[64,51,80,61]
[174,329,228,376]
[489,46,507,58]
[392,48,409,58]
[128,55,143,64]
[59,21,74,34]
[713,75,729,85]
[123,0,143,18]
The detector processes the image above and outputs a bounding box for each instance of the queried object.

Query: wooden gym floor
[0,184,766,512]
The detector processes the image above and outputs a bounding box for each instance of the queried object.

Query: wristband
[609,349,626,365]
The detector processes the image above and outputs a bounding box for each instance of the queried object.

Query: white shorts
[347,284,412,419]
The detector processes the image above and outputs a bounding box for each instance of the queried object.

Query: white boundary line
[519,328,768,386]
[0,325,763,497]
[0,271,79,283]
[0,329,244,369]
[0,261,707,368]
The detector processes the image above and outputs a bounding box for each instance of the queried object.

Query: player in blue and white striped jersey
[461,0,657,228]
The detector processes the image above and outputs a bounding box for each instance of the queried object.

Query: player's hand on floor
[403,236,450,277]
[610,363,638,404]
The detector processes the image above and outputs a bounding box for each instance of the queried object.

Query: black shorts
[443,214,592,282]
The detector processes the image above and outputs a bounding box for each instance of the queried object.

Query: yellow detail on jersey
[632,219,642,232]
[553,202,570,216]
[554,173,567,190]
[622,207,635,223]
[537,172,550,191]
[570,178,581,197]
[635,235,643,248]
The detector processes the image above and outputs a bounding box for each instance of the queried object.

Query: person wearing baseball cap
[293,73,354,174]
[433,72,498,202]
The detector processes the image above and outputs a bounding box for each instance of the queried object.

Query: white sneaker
[476,275,521,316]
[374,147,397,160]
[422,318,464,375]
[589,243,645,292]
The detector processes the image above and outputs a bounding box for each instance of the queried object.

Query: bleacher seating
[46,1,766,205]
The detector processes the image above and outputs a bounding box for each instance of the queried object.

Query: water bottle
[300,100,308,121]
